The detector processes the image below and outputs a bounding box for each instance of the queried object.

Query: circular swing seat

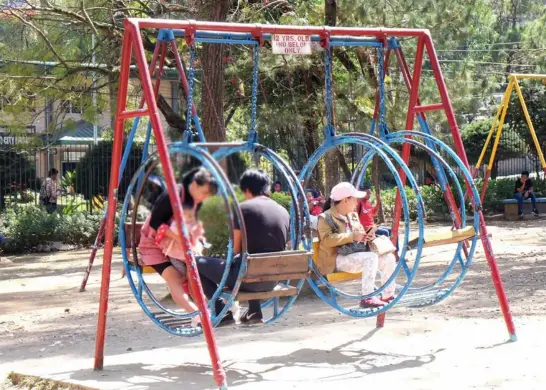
[302,131,481,316]
[121,141,313,335]
[204,140,314,324]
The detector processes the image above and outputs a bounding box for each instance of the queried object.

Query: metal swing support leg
[479,79,514,202]
[79,40,164,292]
[80,30,205,290]
[389,34,515,341]
[94,21,228,389]
[393,43,469,257]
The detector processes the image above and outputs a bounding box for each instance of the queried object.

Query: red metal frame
[80,34,200,291]
[93,20,227,388]
[93,19,516,389]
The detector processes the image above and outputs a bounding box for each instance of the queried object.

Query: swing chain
[324,44,335,139]
[183,44,197,144]
[377,41,388,138]
[248,43,260,144]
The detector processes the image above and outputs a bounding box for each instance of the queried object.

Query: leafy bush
[0,205,106,253]
[0,207,57,252]
[199,190,293,257]
[270,191,293,210]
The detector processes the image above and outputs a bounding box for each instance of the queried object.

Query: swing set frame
[91,18,516,390]
[474,73,546,201]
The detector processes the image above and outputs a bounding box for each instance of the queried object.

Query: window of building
[61,99,82,114]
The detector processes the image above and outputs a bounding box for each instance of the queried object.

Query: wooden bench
[407,226,476,249]
[233,250,311,301]
[124,221,311,300]
[503,197,546,220]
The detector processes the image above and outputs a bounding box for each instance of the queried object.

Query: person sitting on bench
[197,168,290,326]
[514,170,539,218]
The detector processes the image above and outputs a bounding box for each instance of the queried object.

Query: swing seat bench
[230,250,311,301]
[503,197,546,220]
[407,226,476,248]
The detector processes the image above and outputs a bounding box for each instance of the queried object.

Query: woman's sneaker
[359,296,385,308]
[533,209,539,217]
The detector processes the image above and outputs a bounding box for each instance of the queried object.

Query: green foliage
[461,118,525,165]
[0,151,40,193]
[270,191,293,211]
[61,171,77,193]
[506,84,546,149]
[0,205,108,253]
[199,191,293,257]
[74,141,143,200]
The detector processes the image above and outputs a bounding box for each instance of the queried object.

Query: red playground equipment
[93,18,516,390]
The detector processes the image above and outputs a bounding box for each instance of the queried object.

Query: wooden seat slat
[233,284,299,301]
[408,226,476,249]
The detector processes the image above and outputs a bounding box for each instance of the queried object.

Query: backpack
[39,178,49,205]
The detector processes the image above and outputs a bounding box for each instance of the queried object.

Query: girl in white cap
[316,182,396,308]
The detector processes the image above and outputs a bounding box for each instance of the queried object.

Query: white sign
[272,34,312,55]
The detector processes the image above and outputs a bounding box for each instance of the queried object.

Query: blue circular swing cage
[113,27,484,336]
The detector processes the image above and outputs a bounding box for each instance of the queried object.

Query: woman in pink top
[138,167,218,318]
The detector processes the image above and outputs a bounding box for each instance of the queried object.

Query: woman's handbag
[369,235,397,255]
[324,214,370,256]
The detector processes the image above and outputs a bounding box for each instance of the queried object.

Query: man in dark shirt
[197,169,290,326]
[514,170,539,217]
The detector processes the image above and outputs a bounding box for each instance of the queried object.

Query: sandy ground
[0,220,545,390]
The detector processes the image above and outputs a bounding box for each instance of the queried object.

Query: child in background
[306,191,324,216]
[357,184,398,253]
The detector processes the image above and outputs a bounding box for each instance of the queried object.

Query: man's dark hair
[240,169,271,196]
[521,170,530,177]
[182,166,218,195]
[49,168,58,177]
[359,184,371,191]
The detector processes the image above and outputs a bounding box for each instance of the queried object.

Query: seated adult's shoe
[533,208,539,217]
[218,312,236,327]
[240,310,264,326]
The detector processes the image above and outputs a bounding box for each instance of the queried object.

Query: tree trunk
[323,0,339,196]
[303,119,324,194]
[372,155,385,223]
[197,0,230,142]
[108,72,118,130]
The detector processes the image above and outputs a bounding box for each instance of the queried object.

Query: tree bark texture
[323,0,339,196]
[196,0,230,142]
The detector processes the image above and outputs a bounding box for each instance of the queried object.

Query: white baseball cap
[330,182,366,201]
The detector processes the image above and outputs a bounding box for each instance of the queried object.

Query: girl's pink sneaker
[359,296,385,308]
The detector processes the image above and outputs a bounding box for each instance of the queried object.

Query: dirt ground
[1,220,545,390]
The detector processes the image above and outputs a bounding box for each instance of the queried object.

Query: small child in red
[356,186,380,229]
[306,191,325,216]
[357,184,399,254]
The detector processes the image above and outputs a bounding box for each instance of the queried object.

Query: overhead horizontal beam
[134,19,429,39]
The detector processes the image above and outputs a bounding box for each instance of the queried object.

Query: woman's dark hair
[182,166,218,195]
[322,197,341,212]
[240,169,271,196]
[49,168,58,176]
